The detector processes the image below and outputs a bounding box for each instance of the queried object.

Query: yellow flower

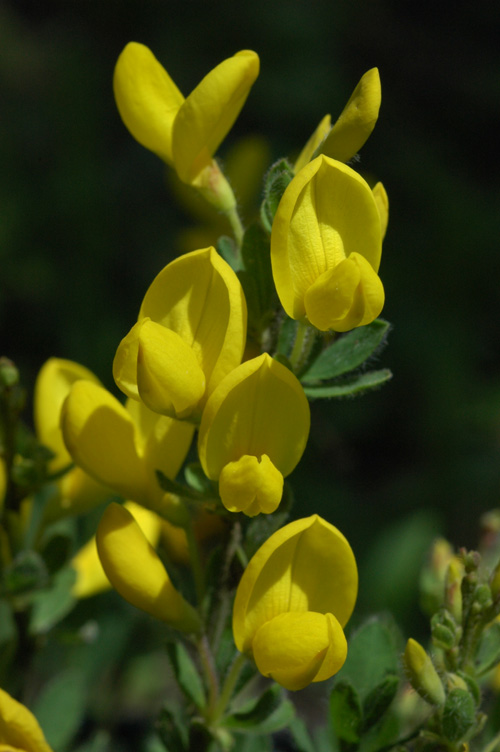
[60,380,194,518]
[295,68,381,171]
[198,354,310,516]
[113,248,247,422]
[233,515,358,690]
[33,358,110,521]
[0,687,53,752]
[96,502,201,634]
[113,42,259,203]
[271,155,385,332]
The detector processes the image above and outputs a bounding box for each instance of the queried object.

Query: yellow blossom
[271,155,385,332]
[295,68,381,171]
[96,502,201,633]
[60,380,194,518]
[113,248,247,422]
[113,42,259,205]
[233,515,358,690]
[0,687,53,752]
[198,353,310,516]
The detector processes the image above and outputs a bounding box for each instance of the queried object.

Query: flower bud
[403,638,445,706]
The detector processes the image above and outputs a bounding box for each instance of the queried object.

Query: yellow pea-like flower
[233,515,358,690]
[0,687,53,752]
[96,502,201,634]
[271,154,385,332]
[61,380,194,514]
[295,68,381,171]
[113,42,259,194]
[198,353,310,516]
[113,247,247,422]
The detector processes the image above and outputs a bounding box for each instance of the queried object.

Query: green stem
[289,319,316,374]
[211,652,247,723]
[225,205,244,251]
[483,729,500,752]
[197,634,219,719]
[185,519,205,606]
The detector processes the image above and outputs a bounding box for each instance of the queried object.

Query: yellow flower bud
[114,247,247,422]
[96,503,201,634]
[445,558,464,623]
[233,515,357,690]
[271,155,384,332]
[113,43,259,189]
[198,354,310,516]
[321,68,381,163]
[0,687,53,752]
[403,638,446,706]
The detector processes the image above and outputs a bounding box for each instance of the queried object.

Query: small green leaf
[301,319,390,383]
[362,673,399,731]
[33,669,87,750]
[442,688,476,742]
[303,369,392,399]
[29,566,77,635]
[224,684,295,734]
[166,641,206,710]
[329,680,363,743]
[2,550,48,596]
[157,703,189,752]
[289,716,316,752]
[336,617,401,703]
[184,463,216,496]
[217,235,241,271]
[260,159,294,233]
[475,621,500,675]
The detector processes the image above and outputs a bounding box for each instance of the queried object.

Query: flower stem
[289,319,316,374]
[212,652,247,723]
[185,519,205,606]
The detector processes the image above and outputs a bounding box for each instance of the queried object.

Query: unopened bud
[403,638,445,706]
[490,558,500,599]
[475,583,493,609]
[0,358,19,388]
[445,558,464,623]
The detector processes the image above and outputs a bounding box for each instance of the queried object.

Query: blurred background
[1,0,500,629]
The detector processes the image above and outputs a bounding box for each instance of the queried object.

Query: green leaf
[301,320,391,383]
[2,550,48,596]
[329,680,363,743]
[224,683,295,734]
[166,641,206,710]
[336,617,401,703]
[362,673,399,731]
[442,688,476,742]
[475,621,500,675]
[29,566,77,634]
[33,668,87,751]
[217,235,241,272]
[288,717,316,752]
[240,223,276,329]
[303,369,392,399]
[184,462,216,496]
[157,703,189,752]
[260,158,294,233]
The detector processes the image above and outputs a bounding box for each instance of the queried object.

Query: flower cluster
[0,42,390,750]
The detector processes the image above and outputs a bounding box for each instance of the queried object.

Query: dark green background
[2,1,500,620]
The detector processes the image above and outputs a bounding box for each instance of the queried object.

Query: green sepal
[184,462,217,497]
[165,641,206,710]
[301,319,391,383]
[29,566,76,635]
[217,235,241,272]
[303,369,392,399]
[362,673,399,731]
[223,683,295,734]
[442,688,476,742]
[475,620,500,676]
[32,668,87,751]
[260,158,294,233]
[329,680,363,743]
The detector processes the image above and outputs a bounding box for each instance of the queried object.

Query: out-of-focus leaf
[0,599,17,673]
[33,668,87,751]
[476,621,500,675]
[29,566,76,634]
[166,641,205,709]
[223,683,294,734]
[329,680,362,743]
[362,673,399,730]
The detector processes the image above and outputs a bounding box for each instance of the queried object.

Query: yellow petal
[34,358,101,472]
[252,611,347,690]
[61,381,147,503]
[137,319,206,419]
[113,319,143,401]
[219,454,284,516]
[198,353,310,482]
[372,181,389,241]
[294,114,331,173]
[304,252,385,332]
[172,51,260,184]
[113,42,184,164]
[72,501,161,599]
[96,503,200,633]
[0,687,53,752]
[271,155,382,321]
[233,515,357,654]
[140,248,247,403]
[42,467,110,523]
[321,68,381,163]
